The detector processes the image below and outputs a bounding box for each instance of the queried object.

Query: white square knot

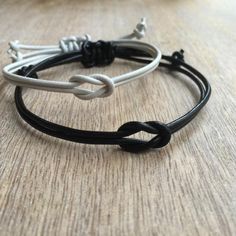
[69,74,114,100]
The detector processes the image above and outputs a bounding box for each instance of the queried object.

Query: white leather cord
[3,18,162,100]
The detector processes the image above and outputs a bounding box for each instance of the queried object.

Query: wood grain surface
[0,0,236,235]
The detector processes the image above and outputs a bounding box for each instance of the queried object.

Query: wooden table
[0,0,235,235]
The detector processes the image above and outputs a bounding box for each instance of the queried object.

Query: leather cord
[4,39,162,100]
[14,42,211,152]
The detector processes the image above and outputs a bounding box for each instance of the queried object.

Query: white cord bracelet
[3,18,162,100]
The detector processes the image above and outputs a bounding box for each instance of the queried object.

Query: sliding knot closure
[81,40,115,68]
[59,35,91,53]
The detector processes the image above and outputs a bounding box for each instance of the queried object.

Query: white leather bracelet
[2,18,162,100]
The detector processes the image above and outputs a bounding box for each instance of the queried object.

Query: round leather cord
[14,46,211,152]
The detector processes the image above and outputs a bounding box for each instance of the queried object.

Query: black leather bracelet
[14,41,211,152]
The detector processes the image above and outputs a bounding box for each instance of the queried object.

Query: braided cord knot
[81,40,115,68]
[117,121,171,152]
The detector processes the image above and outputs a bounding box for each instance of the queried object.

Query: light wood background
[0,0,236,235]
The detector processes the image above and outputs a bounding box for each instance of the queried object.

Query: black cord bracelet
[14,41,211,152]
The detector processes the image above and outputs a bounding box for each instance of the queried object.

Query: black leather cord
[14,41,211,152]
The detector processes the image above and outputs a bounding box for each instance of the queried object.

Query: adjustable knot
[59,35,91,53]
[117,121,171,152]
[69,74,114,100]
[81,40,115,68]
[133,17,147,39]
[171,49,185,67]
[17,65,38,78]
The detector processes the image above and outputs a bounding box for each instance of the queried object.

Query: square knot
[69,74,114,100]
[117,121,171,152]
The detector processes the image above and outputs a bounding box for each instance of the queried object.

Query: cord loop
[81,41,115,68]
[117,121,171,152]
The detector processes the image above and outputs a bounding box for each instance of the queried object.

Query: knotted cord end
[8,40,23,62]
[171,49,185,67]
[133,17,147,39]
[120,17,147,40]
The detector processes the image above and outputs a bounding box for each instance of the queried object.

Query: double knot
[80,40,116,68]
[117,121,171,152]
[69,74,114,100]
